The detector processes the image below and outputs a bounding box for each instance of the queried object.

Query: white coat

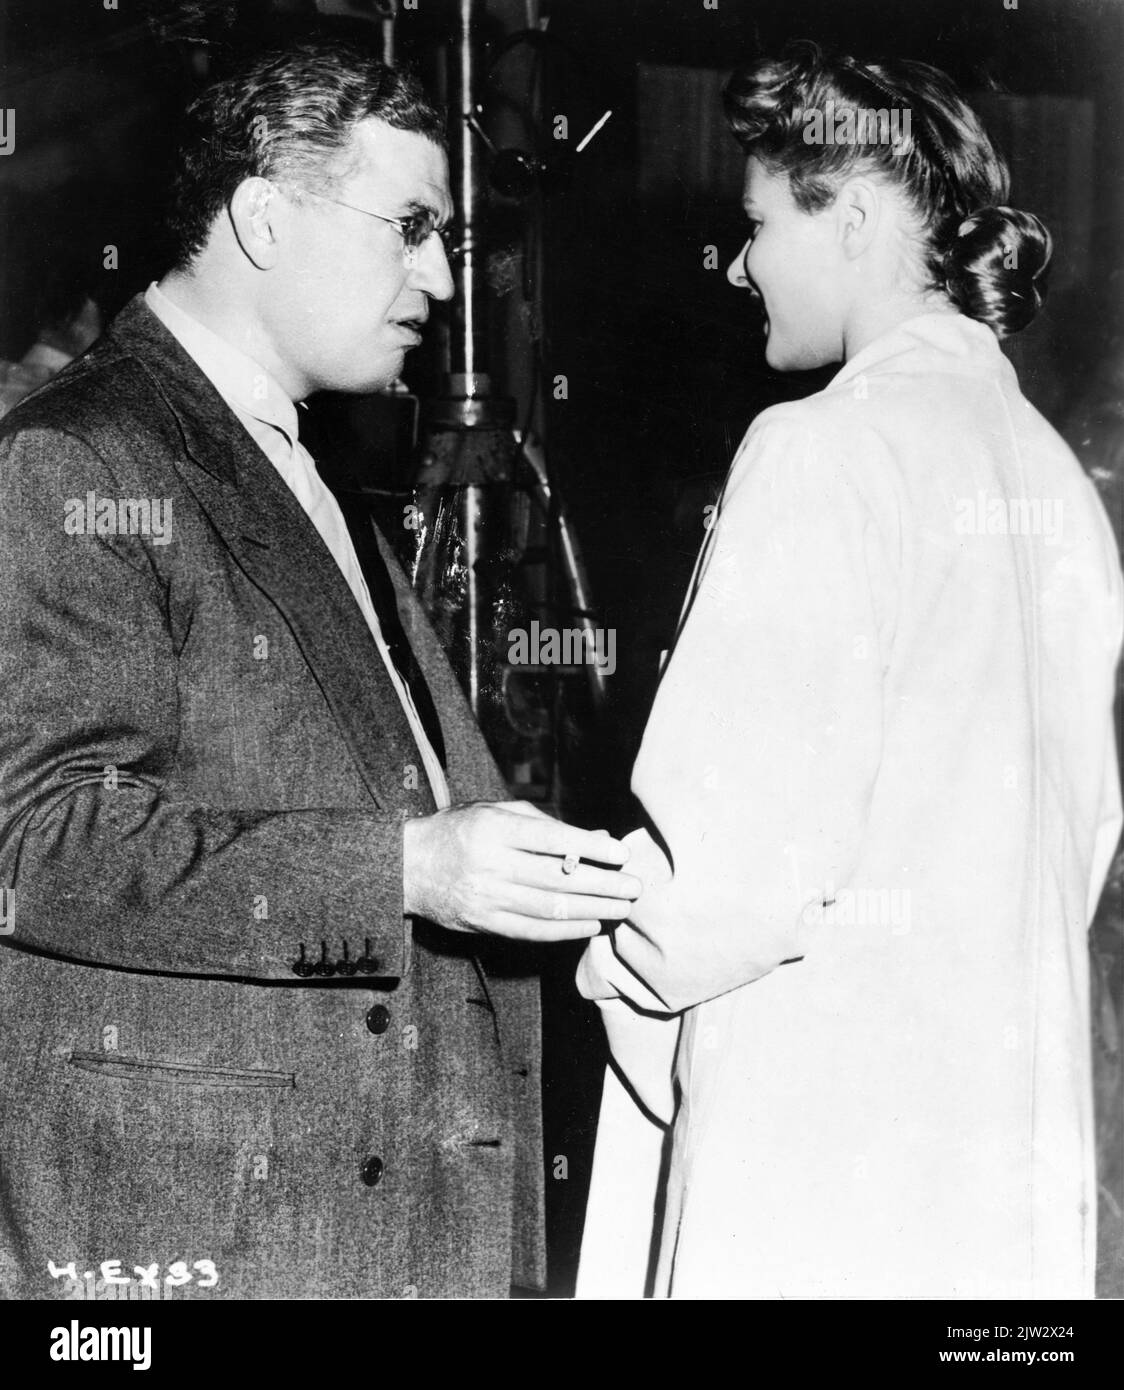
[577,312,1123,1299]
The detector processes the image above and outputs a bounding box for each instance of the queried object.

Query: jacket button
[361,1156,384,1187]
[365,1005,391,1035]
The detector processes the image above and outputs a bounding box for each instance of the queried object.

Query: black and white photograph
[0,0,1121,1346]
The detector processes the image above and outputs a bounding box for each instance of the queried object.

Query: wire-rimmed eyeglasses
[279,184,456,260]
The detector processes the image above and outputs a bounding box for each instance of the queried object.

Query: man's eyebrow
[404,197,449,224]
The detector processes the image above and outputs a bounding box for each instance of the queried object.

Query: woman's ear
[836,176,881,262]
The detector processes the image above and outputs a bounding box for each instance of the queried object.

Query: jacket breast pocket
[67,1052,295,1089]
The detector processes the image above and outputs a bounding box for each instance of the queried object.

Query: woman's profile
[578,42,1123,1299]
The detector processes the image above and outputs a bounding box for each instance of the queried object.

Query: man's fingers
[501,814,631,866]
[510,855,642,901]
[483,910,602,943]
[499,883,634,924]
[498,800,552,820]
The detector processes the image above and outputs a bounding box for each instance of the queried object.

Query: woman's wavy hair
[723,42,1052,337]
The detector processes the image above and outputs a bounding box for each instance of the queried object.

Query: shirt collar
[144,281,300,446]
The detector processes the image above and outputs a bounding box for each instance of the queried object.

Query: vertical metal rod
[377,0,398,66]
[463,486,481,713]
[449,0,487,381]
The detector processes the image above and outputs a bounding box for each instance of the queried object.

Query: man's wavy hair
[164,36,445,271]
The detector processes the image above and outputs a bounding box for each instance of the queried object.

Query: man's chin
[316,355,405,397]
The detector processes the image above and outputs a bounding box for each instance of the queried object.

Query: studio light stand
[406,0,609,802]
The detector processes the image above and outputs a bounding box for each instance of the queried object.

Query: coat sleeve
[579,415,892,1014]
[0,424,410,980]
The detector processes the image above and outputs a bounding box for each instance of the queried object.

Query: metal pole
[451,1,484,716]
[411,0,517,723]
[449,0,487,386]
[463,487,482,711]
[375,0,398,67]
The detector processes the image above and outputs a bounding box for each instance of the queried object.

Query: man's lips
[391,315,426,345]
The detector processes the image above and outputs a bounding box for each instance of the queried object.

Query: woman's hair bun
[942,206,1053,338]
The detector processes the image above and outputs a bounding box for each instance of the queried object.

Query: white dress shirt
[145,281,449,809]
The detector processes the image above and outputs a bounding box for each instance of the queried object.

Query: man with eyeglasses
[0,36,638,1300]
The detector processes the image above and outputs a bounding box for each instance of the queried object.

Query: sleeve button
[356,938,381,974]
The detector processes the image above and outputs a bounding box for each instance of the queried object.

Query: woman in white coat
[577,43,1124,1299]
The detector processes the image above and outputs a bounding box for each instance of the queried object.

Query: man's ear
[228,177,283,269]
[835,176,880,262]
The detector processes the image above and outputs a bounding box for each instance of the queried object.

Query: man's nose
[727,239,754,289]
[409,234,455,302]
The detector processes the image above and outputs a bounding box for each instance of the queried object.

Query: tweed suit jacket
[0,294,545,1300]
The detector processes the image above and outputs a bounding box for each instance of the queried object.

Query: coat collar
[828,310,1013,396]
[106,293,433,812]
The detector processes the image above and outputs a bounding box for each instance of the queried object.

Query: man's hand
[403,802,641,941]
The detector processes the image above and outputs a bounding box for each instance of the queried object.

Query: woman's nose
[727,239,754,289]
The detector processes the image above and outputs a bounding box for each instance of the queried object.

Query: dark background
[2,0,1122,1296]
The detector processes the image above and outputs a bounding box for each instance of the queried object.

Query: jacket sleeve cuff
[259,810,409,982]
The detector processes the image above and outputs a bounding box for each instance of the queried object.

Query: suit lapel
[108,296,429,812]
